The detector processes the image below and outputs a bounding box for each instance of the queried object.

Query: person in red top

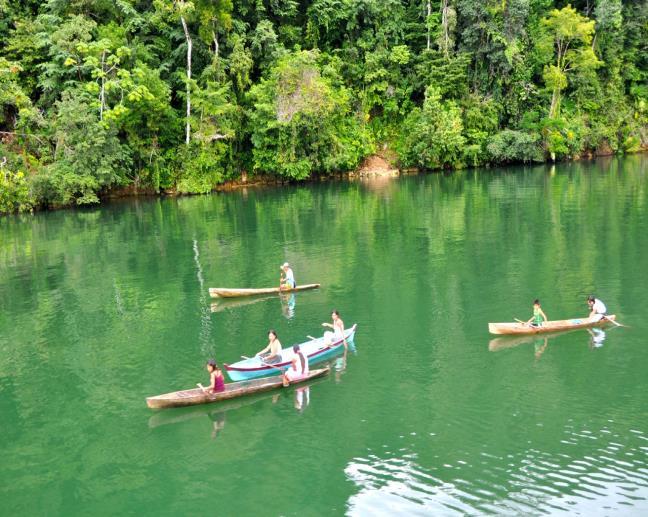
[203,359,225,393]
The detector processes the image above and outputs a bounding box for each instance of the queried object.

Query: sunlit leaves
[397,86,465,169]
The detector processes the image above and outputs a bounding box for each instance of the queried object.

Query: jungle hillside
[0,0,646,213]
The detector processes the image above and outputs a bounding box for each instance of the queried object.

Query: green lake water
[1,155,647,516]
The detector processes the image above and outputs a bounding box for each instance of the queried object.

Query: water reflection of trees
[0,156,646,506]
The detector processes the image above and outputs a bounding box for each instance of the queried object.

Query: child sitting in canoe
[283,345,309,386]
[526,299,548,327]
[204,360,225,393]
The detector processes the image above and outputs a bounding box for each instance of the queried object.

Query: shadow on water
[209,291,304,320]
[488,327,611,359]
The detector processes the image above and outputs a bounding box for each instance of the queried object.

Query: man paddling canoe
[587,295,608,322]
[255,329,283,363]
[280,262,296,290]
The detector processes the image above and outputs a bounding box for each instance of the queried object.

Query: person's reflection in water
[280,293,296,319]
[294,386,310,412]
[334,349,348,383]
[587,328,606,349]
[209,410,226,440]
[534,337,549,361]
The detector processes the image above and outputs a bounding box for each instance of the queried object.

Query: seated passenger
[283,344,309,385]
[256,329,283,363]
[204,359,225,393]
[587,295,607,322]
[322,309,347,348]
[526,299,548,327]
[280,262,296,290]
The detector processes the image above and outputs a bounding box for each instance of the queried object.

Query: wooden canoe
[488,315,616,335]
[148,377,328,428]
[146,367,329,409]
[209,283,320,298]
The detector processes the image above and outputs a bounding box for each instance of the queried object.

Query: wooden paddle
[603,316,627,328]
[514,318,528,326]
[241,355,285,372]
[197,382,211,394]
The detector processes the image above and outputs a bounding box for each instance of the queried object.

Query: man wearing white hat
[280,262,296,289]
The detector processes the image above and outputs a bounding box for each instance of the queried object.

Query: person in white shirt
[587,295,607,322]
[283,344,309,385]
[322,309,347,349]
[280,262,296,289]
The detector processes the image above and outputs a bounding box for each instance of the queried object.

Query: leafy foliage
[397,87,465,169]
[248,51,370,179]
[0,0,646,213]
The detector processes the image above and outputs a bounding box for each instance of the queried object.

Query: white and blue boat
[224,324,357,381]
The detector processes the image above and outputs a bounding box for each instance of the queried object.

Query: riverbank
[2,149,648,217]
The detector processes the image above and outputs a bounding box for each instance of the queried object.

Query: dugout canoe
[209,284,320,298]
[148,376,328,428]
[146,367,329,409]
[488,315,616,335]
[224,324,357,381]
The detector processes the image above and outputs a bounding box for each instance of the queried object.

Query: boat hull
[146,367,329,409]
[224,324,357,381]
[488,315,616,335]
[209,284,320,298]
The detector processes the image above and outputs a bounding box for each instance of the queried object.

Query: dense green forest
[0,0,646,213]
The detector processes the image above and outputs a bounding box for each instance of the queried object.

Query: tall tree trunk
[180,15,192,145]
[426,0,432,50]
[549,88,560,119]
[441,0,450,59]
[99,50,106,120]
[212,30,219,60]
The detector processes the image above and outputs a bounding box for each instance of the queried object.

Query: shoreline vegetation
[1,1,646,215]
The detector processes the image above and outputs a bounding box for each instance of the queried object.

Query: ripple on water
[343,423,648,515]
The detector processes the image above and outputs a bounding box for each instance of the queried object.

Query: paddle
[602,316,628,328]
[197,382,216,395]
[307,335,318,341]
[241,355,285,372]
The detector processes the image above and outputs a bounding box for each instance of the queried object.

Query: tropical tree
[540,5,601,119]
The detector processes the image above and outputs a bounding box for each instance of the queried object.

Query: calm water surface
[1,156,647,515]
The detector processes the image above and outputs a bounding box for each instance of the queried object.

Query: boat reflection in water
[210,295,275,313]
[280,292,296,320]
[210,291,297,320]
[489,327,607,359]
